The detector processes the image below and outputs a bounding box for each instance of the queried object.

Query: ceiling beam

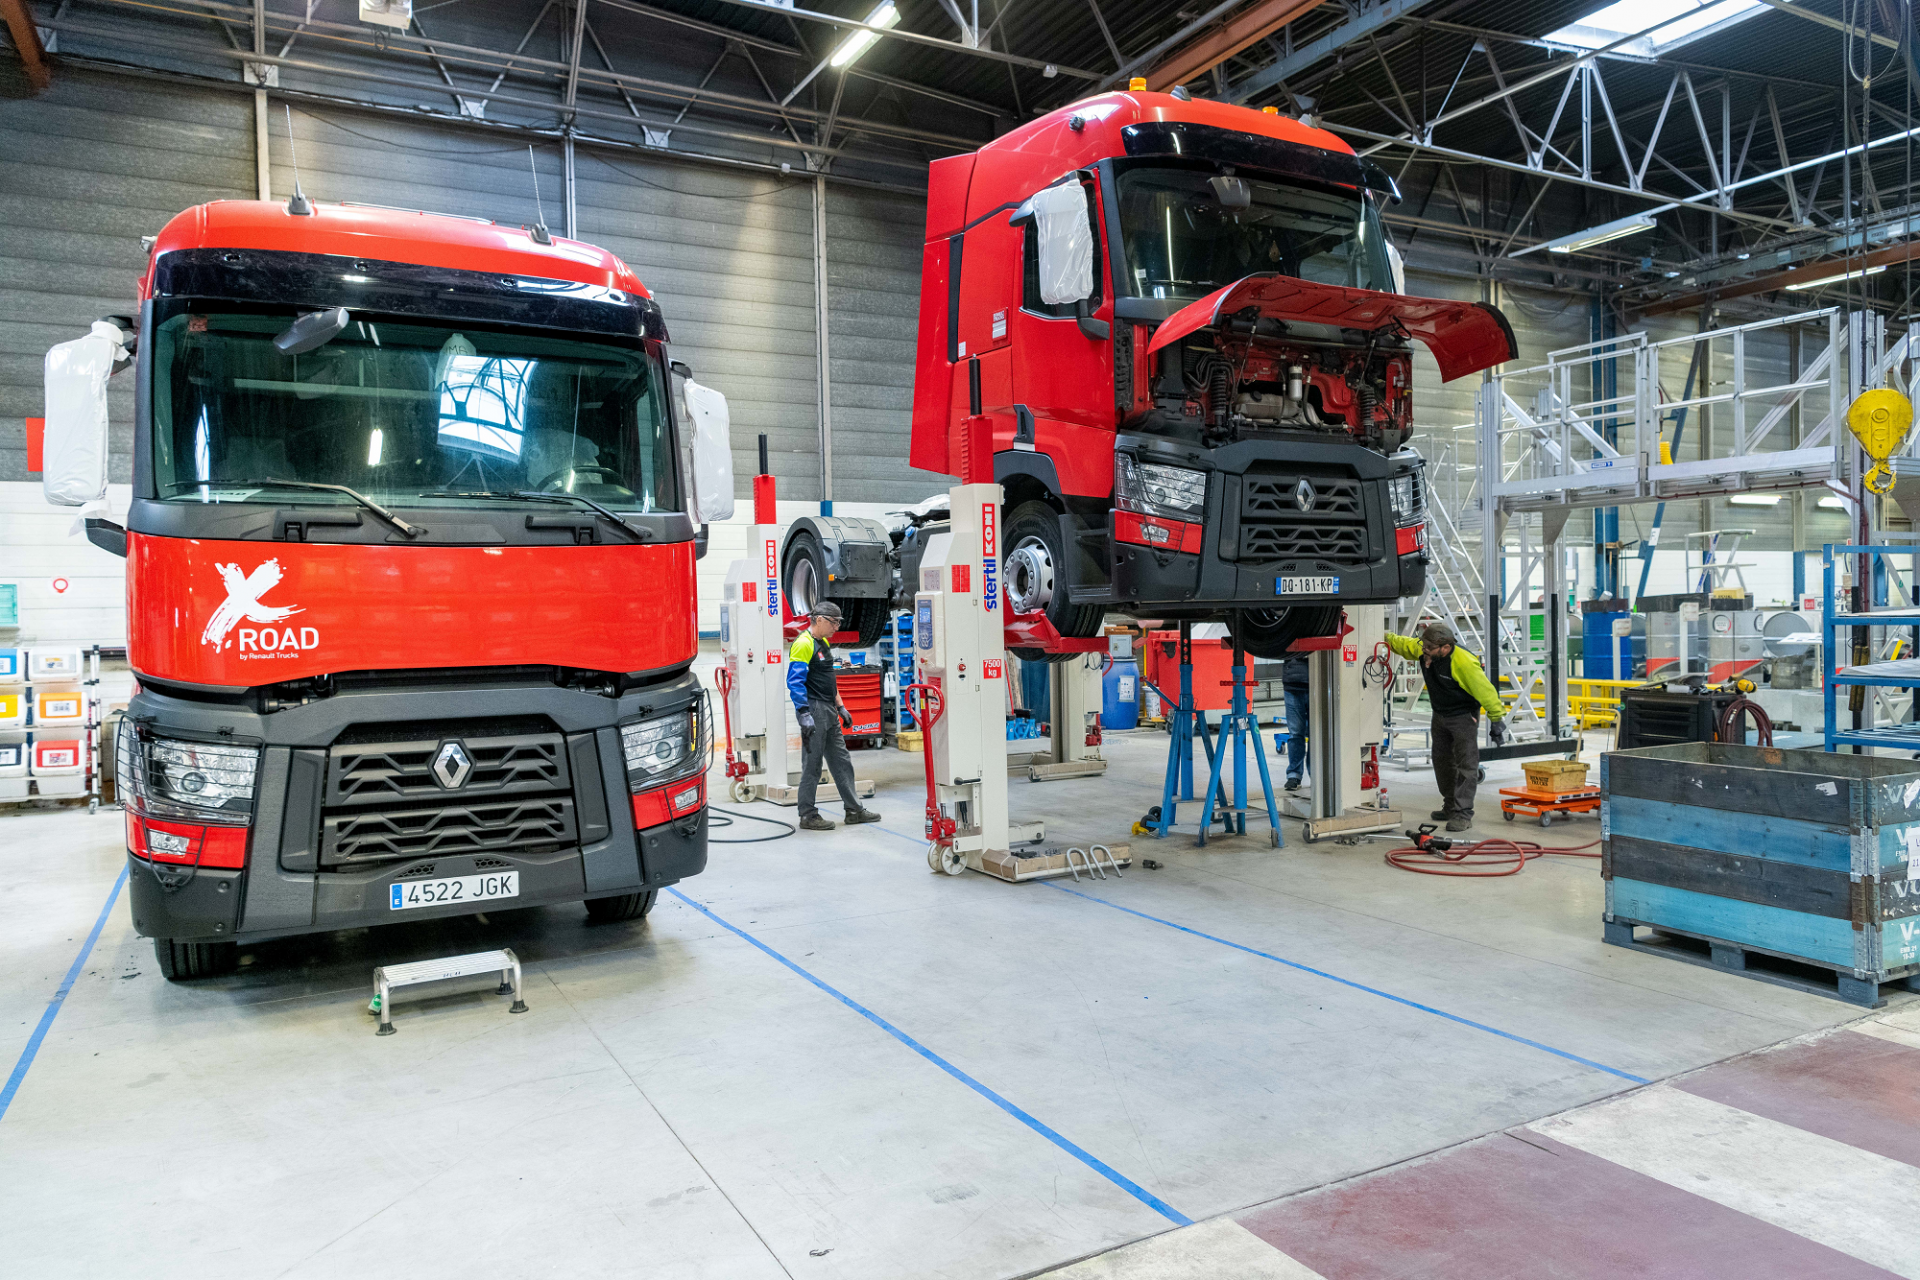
[1141,0,1326,92]
[702,0,1102,80]
[1097,0,1245,91]
[1229,0,1435,102]
[1,0,52,90]
[1641,237,1920,315]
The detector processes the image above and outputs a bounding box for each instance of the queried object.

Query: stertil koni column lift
[715,437,874,807]
[908,479,1129,881]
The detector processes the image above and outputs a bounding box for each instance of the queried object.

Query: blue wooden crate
[1602,742,1920,1006]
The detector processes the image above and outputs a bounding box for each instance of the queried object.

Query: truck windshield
[1115,167,1392,302]
[150,311,677,511]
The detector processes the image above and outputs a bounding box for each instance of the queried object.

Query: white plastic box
[32,739,84,775]
[0,690,23,730]
[0,738,26,778]
[0,649,22,686]
[28,648,84,682]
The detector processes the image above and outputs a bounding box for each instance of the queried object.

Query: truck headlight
[1115,455,1207,518]
[620,694,710,791]
[119,725,260,824]
[1388,457,1426,524]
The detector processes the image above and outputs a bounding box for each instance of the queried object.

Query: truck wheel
[153,937,237,981]
[1005,501,1102,662]
[784,531,886,644]
[585,889,657,923]
[1229,605,1342,659]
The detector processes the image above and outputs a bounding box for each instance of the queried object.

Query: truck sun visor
[1145,273,1519,383]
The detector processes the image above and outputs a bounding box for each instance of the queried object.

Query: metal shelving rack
[1822,543,1920,753]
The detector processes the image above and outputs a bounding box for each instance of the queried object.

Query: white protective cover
[1031,180,1094,306]
[42,320,127,507]
[683,378,736,524]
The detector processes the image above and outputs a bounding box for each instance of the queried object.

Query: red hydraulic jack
[905,682,958,871]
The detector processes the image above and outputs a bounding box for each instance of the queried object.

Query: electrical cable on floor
[707,805,798,843]
[1385,835,1601,877]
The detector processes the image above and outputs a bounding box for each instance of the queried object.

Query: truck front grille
[1235,466,1370,564]
[323,797,576,863]
[318,722,576,867]
[1240,523,1367,561]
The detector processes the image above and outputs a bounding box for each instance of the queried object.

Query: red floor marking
[1671,1029,1920,1169]
[1236,1131,1891,1280]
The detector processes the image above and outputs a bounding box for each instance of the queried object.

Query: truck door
[1009,172,1115,500]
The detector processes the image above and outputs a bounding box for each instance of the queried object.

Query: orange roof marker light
[1129,77,1147,90]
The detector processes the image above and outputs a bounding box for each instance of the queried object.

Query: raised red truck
[41,199,734,979]
[784,88,1516,659]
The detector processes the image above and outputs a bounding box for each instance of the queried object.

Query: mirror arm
[1075,299,1110,341]
[85,518,127,559]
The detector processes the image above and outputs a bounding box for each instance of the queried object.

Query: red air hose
[1386,835,1601,877]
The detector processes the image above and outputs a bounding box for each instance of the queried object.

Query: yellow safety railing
[1567,678,1641,728]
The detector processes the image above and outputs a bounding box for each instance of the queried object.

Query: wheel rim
[1240,607,1286,630]
[789,556,819,614]
[1005,537,1055,614]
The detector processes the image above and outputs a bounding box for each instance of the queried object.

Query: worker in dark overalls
[1384,622,1508,831]
[1282,652,1310,791]
[787,601,881,832]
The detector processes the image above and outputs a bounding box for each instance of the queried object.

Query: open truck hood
[1145,274,1518,382]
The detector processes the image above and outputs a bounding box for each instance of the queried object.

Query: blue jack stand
[1147,625,1283,848]
[1197,632,1283,847]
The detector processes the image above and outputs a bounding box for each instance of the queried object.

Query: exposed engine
[1137,315,1414,455]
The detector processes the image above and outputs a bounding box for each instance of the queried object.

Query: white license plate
[1278,576,1339,596]
[389,872,519,911]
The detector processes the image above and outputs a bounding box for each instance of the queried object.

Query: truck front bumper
[121,673,708,945]
[1108,434,1426,610]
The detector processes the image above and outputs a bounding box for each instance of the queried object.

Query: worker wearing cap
[1385,622,1507,831]
[788,602,881,832]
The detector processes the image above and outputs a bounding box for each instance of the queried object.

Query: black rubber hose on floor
[708,805,799,843]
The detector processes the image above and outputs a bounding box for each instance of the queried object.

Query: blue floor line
[664,887,1192,1226]
[1044,883,1649,1085]
[1,867,130,1126]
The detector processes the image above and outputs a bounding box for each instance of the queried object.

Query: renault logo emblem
[432,741,473,790]
[1293,479,1317,512]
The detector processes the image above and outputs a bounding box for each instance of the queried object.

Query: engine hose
[1210,361,1232,432]
[1385,836,1601,877]
[1716,694,1774,747]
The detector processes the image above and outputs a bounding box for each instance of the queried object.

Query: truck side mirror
[42,320,128,508]
[1031,179,1094,308]
[682,378,736,524]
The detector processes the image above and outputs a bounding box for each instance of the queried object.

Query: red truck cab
[907,90,1516,656]
[47,200,729,978]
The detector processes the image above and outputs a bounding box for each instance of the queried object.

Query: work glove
[1488,718,1509,746]
[838,705,853,729]
[797,708,815,734]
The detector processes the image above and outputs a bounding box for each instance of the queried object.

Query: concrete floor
[0,729,1901,1279]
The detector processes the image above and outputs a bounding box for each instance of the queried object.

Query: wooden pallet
[1604,917,1920,1008]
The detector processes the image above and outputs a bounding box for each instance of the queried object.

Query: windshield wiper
[436,490,651,543]
[169,478,426,538]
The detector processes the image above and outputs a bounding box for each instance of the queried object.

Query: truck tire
[584,889,657,923]
[1005,501,1103,662]
[782,533,887,645]
[153,937,237,981]
[1229,605,1342,660]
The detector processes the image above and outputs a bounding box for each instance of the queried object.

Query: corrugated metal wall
[0,67,252,643]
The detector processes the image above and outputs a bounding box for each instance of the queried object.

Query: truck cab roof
[929,90,1360,239]
[142,199,649,302]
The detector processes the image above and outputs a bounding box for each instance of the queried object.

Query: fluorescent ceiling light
[1545,0,1764,58]
[1819,496,1848,509]
[1727,493,1781,506]
[1514,213,1656,258]
[1784,264,1887,292]
[829,1,899,69]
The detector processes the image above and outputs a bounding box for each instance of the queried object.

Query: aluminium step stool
[372,948,527,1035]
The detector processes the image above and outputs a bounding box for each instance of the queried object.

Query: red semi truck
[41,199,732,979]
[787,89,1516,658]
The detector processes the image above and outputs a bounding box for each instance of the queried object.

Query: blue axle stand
[1148,624,1284,848]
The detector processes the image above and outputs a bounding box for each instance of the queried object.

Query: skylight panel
[1544,0,1765,57]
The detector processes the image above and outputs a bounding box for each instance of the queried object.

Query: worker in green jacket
[1385,622,1507,831]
